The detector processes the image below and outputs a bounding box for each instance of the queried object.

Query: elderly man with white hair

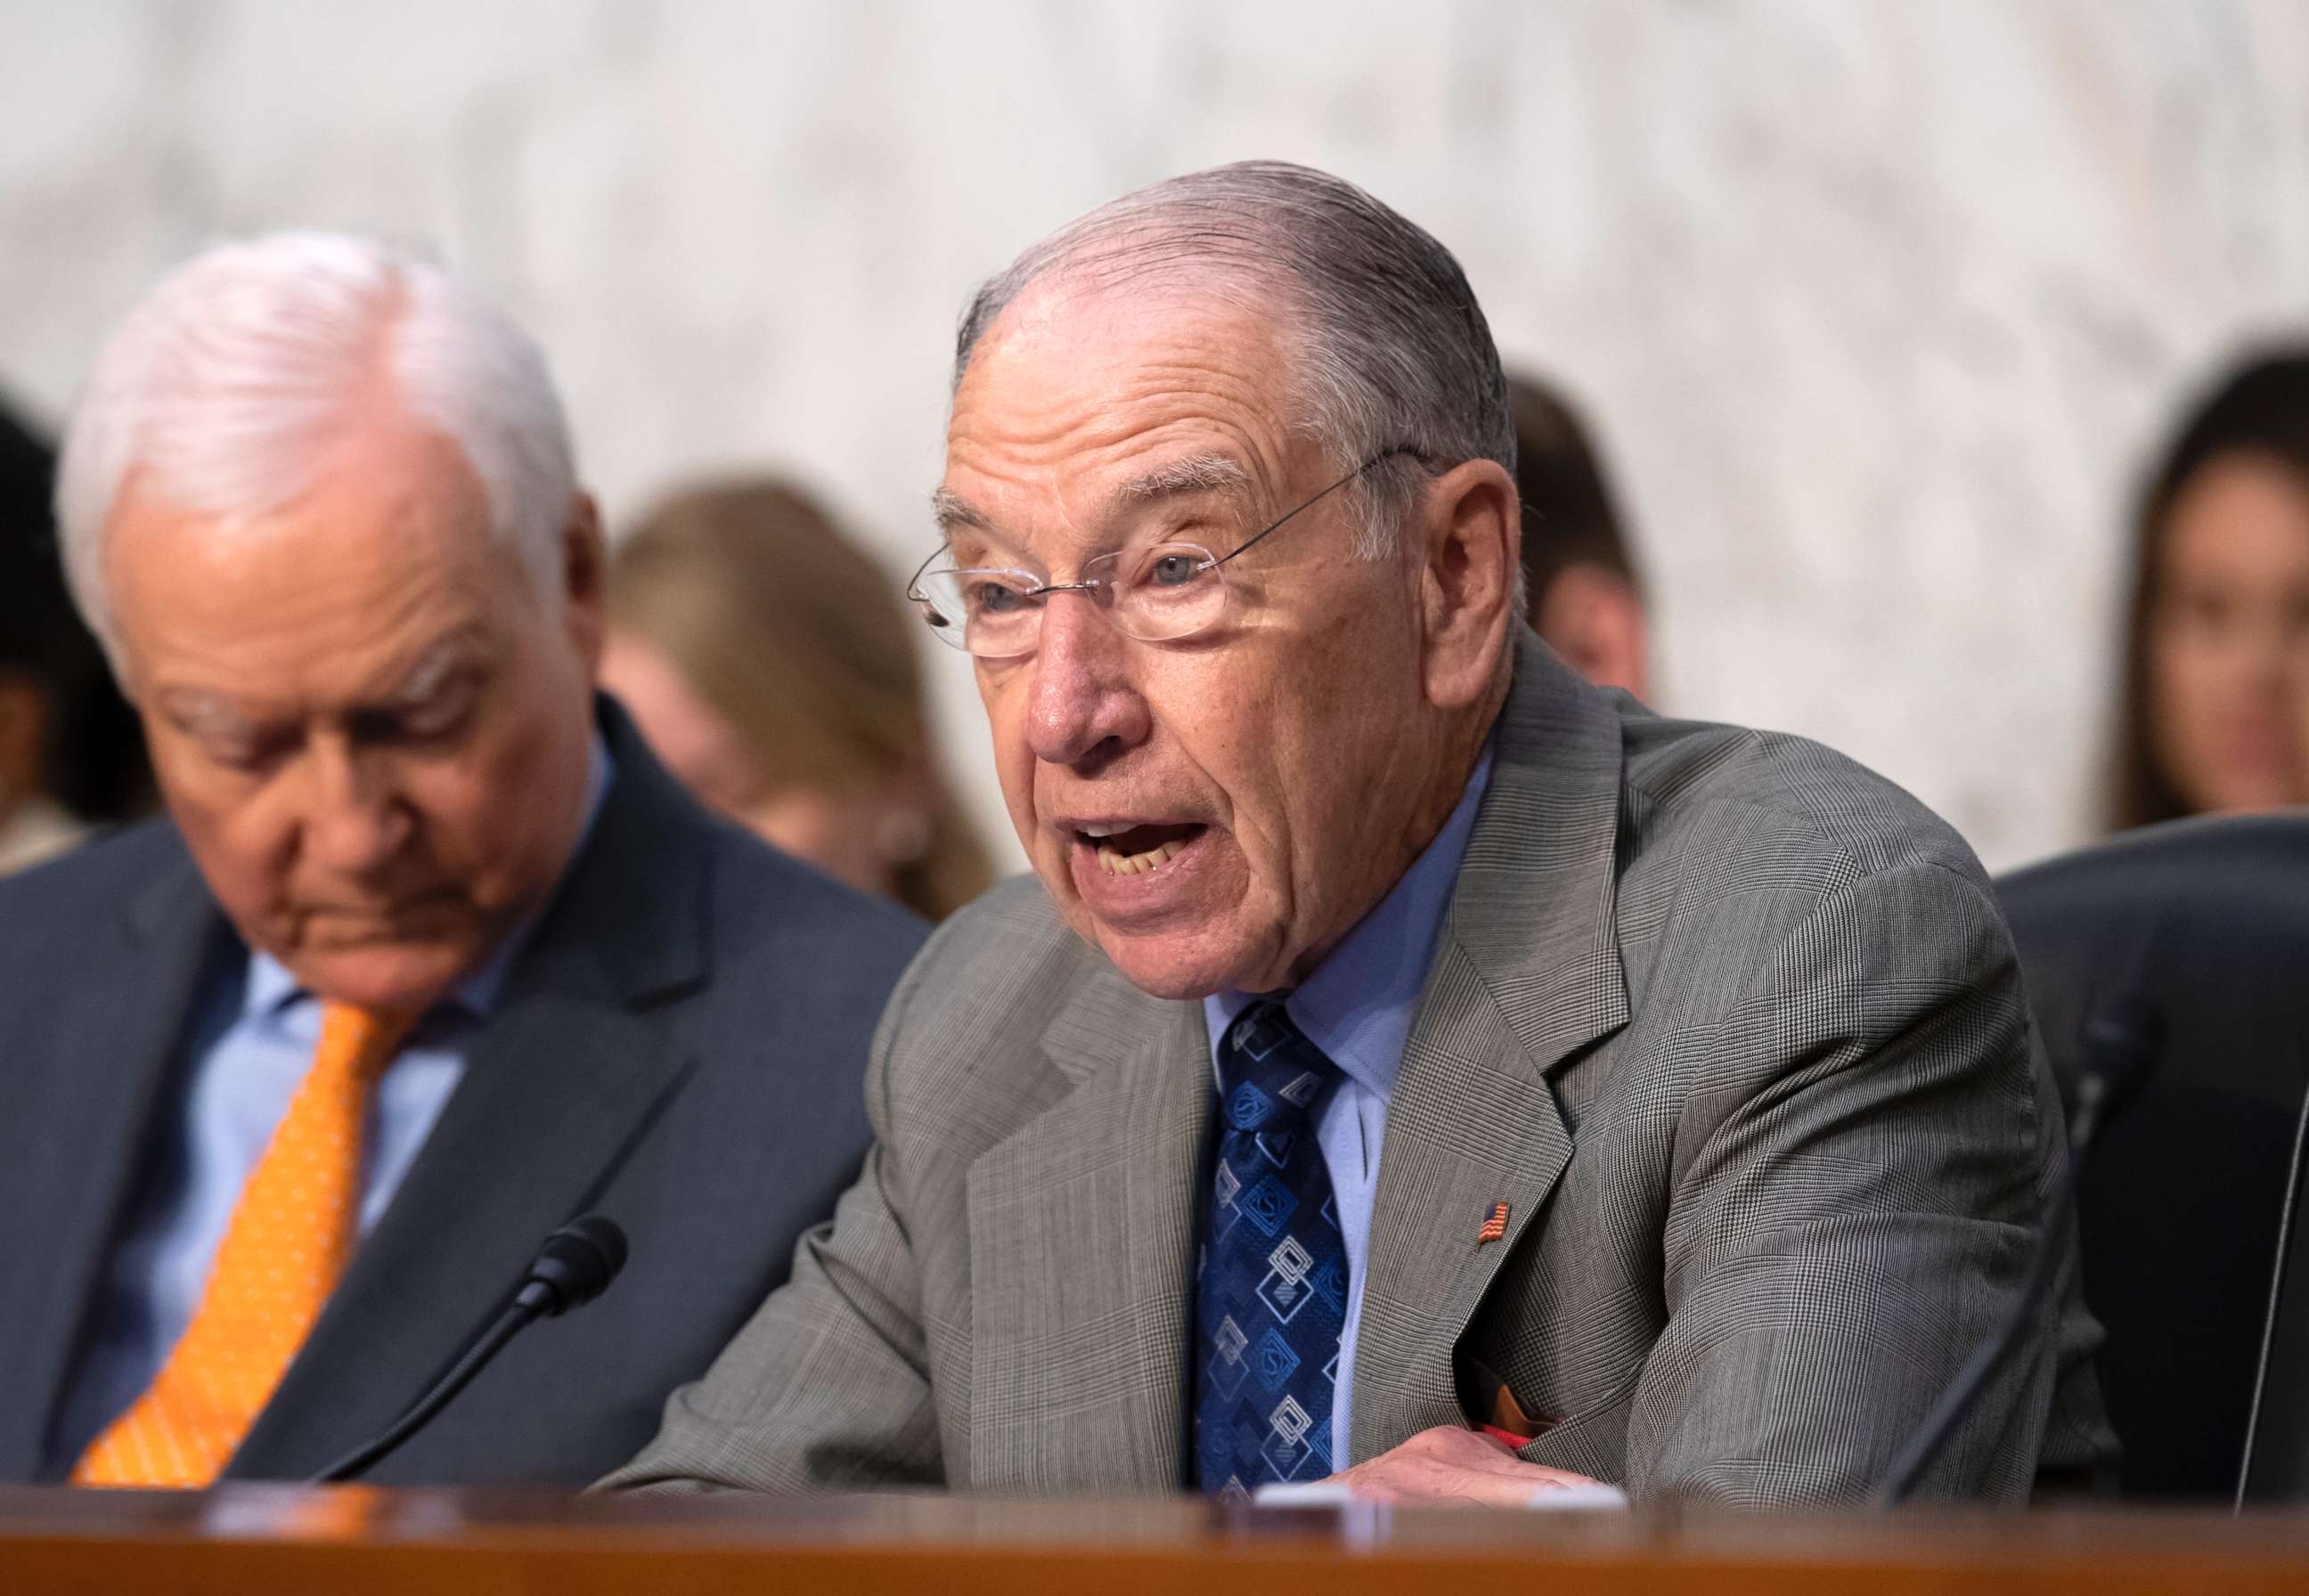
[0,234,925,1487]
[609,162,2114,1505]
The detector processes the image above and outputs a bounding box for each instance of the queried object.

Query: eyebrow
[153,627,486,732]
[379,632,475,707]
[1107,452,1253,513]
[156,688,260,741]
[929,452,1254,554]
[930,488,991,538]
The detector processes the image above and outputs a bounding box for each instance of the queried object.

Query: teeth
[1076,823,1128,839]
[1096,838,1188,875]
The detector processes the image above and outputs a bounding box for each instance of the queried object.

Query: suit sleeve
[597,965,946,1493]
[1618,859,2092,1503]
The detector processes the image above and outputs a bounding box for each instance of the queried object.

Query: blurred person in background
[602,478,994,919]
[1508,372,1651,702]
[0,399,151,875]
[2109,350,2309,830]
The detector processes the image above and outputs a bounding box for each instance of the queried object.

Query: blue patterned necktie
[1194,999,1352,1500]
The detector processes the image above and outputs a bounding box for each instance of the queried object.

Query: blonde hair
[608,478,992,919]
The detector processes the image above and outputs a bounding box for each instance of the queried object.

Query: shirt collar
[1203,737,1495,1102]
[242,731,616,1023]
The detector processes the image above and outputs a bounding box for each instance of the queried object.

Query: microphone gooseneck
[311,1215,630,1485]
[1870,1006,2151,1507]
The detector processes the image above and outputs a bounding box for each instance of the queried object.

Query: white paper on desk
[1521,1482,1629,1510]
[1252,1480,1629,1510]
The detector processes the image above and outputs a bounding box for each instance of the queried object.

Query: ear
[560,493,608,680]
[1532,562,1652,701]
[1415,459,1520,711]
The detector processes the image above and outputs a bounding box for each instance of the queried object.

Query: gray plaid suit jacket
[607,633,2113,1502]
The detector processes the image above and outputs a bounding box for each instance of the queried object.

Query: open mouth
[1073,821,1207,876]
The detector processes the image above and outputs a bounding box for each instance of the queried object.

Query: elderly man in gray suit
[610,161,2112,1505]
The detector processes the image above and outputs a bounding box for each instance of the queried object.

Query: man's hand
[1325,1425,1602,1505]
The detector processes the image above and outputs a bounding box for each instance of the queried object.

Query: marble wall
[3,0,2305,872]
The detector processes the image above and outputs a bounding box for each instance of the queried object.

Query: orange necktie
[74,1001,414,1488]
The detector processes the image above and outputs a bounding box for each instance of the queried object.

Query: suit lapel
[967,973,1212,1491]
[0,845,232,1479]
[227,699,714,1478]
[1350,634,1631,1464]
[225,1001,694,1477]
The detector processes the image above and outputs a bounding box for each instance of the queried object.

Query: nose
[301,737,412,875]
[1024,595,1150,770]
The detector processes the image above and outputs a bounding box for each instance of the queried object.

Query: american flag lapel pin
[1477,1201,1510,1244]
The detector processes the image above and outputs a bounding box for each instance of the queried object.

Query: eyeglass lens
[916,542,1225,657]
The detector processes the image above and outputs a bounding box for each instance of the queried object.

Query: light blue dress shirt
[56,739,611,1463]
[1203,743,1494,1469]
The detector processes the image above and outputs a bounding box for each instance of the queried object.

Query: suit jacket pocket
[1513,1366,1640,1484]
[1452,1344,1565,1443]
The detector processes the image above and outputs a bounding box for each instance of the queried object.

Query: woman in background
[2109,351,2309,829]
[603,477,993,919]
[0,397,151,875]
[1508,371,1652,702]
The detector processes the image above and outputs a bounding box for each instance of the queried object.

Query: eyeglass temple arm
[1206,444,1428,572]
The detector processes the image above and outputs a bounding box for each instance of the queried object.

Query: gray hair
[56,231,576,672]
[952,160,1515,557]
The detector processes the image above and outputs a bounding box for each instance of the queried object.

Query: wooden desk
[4,1486,2307,1594]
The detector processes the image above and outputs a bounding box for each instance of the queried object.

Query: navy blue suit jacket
[0,698,926,1484]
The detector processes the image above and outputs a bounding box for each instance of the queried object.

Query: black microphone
[312,1215,629,1484]
[1871,1003,2153,1507]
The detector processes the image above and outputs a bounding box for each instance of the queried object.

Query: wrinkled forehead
[106,425,526,681]
[938,280,1315,559]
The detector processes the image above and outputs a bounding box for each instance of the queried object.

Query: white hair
[953,161,1516,562]
[56,231,576,669]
